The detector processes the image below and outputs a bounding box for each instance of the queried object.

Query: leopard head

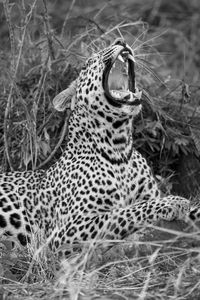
[53,39,142,120]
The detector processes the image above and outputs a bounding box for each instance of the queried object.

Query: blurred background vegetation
[0,0,200,197]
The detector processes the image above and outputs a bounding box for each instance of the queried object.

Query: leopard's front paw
[174,199,190,220]
[163,196,190,221]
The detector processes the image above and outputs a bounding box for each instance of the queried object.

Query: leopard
[0,39,197,256]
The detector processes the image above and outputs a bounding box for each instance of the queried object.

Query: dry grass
[1,223,200,299]
[0,0,200,299]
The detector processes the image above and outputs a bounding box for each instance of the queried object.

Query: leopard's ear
[53,79,77,111]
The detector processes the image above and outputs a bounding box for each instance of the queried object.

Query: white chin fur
[122,103,142,115]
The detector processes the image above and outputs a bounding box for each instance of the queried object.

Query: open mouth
[103,44,142,107]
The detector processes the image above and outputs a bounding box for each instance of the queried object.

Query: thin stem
[61,0,76,39]
[36,110,71,170]
[42,0,55,60]
[3,0,38,170]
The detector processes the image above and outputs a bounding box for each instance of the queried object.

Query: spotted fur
[0,40,192,256]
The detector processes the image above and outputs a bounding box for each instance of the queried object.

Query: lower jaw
[105,91,142,108]
[104,92,123,108]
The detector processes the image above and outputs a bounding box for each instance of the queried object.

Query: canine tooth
[124,61,128,74]
[133,90,142,99]
[128,53,136,62]
[118,54,125,63]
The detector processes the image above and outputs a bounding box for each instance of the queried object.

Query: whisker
[133,30,168,52]
[131,28,149,50]
[136,58,166,86]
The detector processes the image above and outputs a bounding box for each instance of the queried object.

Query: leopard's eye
[113,38,125,46]
[86,58,93,67]
[115,40,122,45]
[81,65,86,71]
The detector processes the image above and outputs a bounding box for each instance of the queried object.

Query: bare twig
[37,111,55,136]
[3,0,15,73]
[22,45,49,170]
[61,0,76,39]
[42,0,55,60]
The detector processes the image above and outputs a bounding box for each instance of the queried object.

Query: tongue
[110,90,130,99]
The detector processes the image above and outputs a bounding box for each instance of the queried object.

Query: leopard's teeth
[118,54,125,63]
[111,90,123,98]
[129,92,133,101]
[111,90,130,99]
[110,89,142,101]
[127,53,136,62]
[132,88,142,99]
[125,61,129,74]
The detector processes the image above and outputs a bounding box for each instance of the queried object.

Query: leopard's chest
[52,144,148,214]
[60,153,141,209]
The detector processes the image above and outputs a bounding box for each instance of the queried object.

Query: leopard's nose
[113,38,126,48]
